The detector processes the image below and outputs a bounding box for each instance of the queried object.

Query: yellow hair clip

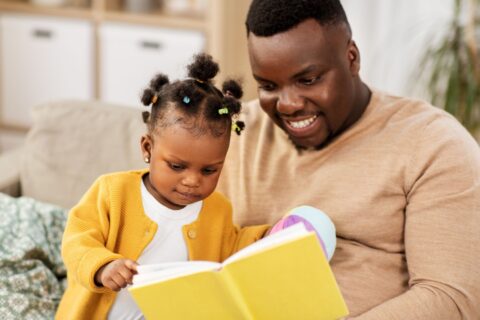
[232,120,245,135]
[218,107,229,115]
[151,95,158,105]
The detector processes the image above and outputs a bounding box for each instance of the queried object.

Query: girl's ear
[140,134,153,163]
[347,40,360,76]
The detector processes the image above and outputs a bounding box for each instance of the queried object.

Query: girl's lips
[175,190,201,201]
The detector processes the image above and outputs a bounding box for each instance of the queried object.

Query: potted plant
[417,0,480,137]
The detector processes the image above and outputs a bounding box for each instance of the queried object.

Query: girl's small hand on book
[95,258,138,291]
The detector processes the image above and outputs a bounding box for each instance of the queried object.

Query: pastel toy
[269,205,336,261]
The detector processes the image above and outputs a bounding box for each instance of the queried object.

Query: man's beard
[287,132,334,153]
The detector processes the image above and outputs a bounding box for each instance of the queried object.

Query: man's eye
[168,163,184,171]
[299,77,318,85]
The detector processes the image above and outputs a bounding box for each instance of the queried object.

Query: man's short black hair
[246,0,349,37]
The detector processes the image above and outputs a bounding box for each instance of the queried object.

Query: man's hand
[94,259,138,291]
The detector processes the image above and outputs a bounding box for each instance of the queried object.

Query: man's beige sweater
[218,90,480,319]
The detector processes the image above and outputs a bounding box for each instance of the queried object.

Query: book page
[131,224,310,287]
[132,261,221,287]
[223,223,309,265]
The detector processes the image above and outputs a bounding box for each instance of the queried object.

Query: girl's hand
[94,258,138,291]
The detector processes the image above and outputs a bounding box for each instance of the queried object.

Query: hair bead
[232,120,245,135]
[218,107,229,115]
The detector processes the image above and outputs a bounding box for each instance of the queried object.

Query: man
[217,0,480,319]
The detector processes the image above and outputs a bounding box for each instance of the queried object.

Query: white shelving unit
[0,0,254,131]
[1,14,94,127]
[99,22,205,107]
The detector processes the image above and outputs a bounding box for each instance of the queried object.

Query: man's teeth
[288,115,317,129]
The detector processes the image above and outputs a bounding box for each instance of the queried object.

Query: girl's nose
[181,173,201,188]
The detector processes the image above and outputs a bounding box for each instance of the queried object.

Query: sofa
[0,100,148,208]
[0,100,150,318]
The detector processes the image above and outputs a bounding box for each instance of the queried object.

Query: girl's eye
[168,163,185,171]
[202,168,217,175]
[258,82,276,92]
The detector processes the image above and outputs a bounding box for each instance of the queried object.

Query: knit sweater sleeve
[232,224,271,252]
[218,224,270,262]
[353,117,480,319]
[61,176,123,293]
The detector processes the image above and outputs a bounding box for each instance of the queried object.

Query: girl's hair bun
[150,74,169,91]
[141,88,156,106]
[141,111,150,124]
[222,79,243,99]
[187,53,219,83]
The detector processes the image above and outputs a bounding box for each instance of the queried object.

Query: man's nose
[277,87,304,115]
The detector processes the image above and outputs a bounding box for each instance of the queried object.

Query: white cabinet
[0,14,94,127]
[99,22,205,108]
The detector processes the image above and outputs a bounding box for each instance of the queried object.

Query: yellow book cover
[128,224,349,320]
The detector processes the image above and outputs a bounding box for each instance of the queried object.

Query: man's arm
[353,117,480,320]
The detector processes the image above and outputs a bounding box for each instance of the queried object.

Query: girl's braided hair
[141,53,245,137]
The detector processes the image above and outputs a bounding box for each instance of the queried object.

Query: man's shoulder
[374,90,466,133]
[374,90,478,152]
[374,90,439,116]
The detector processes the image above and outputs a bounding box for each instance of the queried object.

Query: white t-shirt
[107,179,202,320]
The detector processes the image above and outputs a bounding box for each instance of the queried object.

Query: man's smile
[282,114,324,137]
[286,115,318,129]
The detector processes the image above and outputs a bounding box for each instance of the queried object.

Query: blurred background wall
[1,0,476,151]
[342,0,455,100]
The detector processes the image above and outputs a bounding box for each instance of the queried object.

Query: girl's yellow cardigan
[56,170,269,320]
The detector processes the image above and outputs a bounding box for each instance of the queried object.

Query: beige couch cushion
[21,100,147,209]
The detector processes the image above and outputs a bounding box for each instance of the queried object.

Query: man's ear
[347,40,361,76]
[140,134,153,160]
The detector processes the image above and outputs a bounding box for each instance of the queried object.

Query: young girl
[56,54,270,319]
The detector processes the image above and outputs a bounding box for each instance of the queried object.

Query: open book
[128,223,349,320]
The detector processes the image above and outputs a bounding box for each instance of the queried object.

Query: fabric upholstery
[20,100,146,209]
